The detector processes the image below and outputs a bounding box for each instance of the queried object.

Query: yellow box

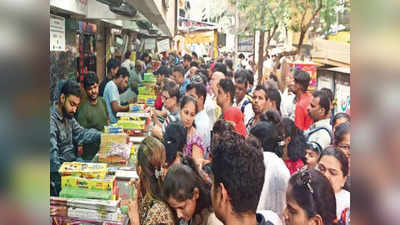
[137,95,156,104]
[61,176,115,191]
[58,162,108,179]
[116,120,146,130]
[138,87,155,96]
[100,133,128,154]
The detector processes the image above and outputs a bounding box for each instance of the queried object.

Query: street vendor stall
[50,72,159,225]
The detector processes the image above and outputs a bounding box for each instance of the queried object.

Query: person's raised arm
[111,100,129,114]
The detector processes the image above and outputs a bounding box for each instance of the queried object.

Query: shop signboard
[144,38,156,50]
[317,72,334,91]
[238,36,254,52]
[334,74,350,114]
[157,39,170,53]
[289,62,318,92]
[50,14,66,51]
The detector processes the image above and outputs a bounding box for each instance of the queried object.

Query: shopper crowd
[50,51,351,225]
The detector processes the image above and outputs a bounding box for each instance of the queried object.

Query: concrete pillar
[96,22,106,83]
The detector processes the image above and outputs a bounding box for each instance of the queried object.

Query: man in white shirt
[306,90,333,149]
[280,70,296,120]
[121,51,135,72]
[233,70,254,125]
[186,82,211,158]
[205,71,225,126]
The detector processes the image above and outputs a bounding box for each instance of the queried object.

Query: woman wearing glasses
[333,121,351,191]
[317,147,350,222]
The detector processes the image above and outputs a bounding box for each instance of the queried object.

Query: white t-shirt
[307,118,332,150]
[234,96,255,126]
[280,88,295,121]
[195,109,211,158]
[257,210,284,225]
[335,189,350,220]
[204,94,218,128]
[257,152,291,217]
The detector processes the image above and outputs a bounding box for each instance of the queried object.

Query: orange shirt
[294,93,313,130]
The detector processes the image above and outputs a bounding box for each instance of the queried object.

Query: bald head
[211,71,226,95]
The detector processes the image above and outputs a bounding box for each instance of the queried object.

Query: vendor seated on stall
[103,67,133,124]
[76,73,109,161]
[50,80,101,196]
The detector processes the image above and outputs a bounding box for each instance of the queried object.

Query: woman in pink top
[180,96,205,165]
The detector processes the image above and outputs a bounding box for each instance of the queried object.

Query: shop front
[317,67,350,114]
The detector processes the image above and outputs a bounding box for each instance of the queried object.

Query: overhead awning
[50,0,88,16]
[311,39,350,67]
[128,0,176,37]
[52,0,175,37]
[321,67,350,75]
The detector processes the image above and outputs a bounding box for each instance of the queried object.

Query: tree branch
[300,9,307,31]
[266,4,277,26]
[271,24,278,39]
[304,0,323,32]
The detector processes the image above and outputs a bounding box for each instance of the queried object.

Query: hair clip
[155,168,162,179]
[308,141,322,154]
[301,171,314,194]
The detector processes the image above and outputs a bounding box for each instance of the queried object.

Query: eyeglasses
[337,144,350,150]
[161,95,170,101]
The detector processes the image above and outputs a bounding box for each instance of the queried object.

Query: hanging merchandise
[76,21,97,84]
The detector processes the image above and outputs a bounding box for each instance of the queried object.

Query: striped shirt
[162,110,181,133]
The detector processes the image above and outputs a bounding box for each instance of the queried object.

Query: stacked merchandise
[98,133,131,165]
[137,73,157,106]
[58,162,117,200]
[50,197,128,225]
[115,169,139,215]
[116,112,151,137]
[51,162,128,225]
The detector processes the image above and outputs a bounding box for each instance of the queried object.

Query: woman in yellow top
[128,136,176,225]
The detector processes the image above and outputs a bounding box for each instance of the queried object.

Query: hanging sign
[50,14,66,51]
[144,38,156,50]
[238,36,254,52]
[157,39,170,53]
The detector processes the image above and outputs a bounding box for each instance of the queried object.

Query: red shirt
[155,92,163,110]
[294,93,313,130]
[285,159,304,175]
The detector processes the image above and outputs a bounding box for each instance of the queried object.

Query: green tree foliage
[289,0,344,53]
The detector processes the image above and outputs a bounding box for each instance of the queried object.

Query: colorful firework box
[138,86,156,96]
[50,215,128,225]
[51,197,120,212]
[137,95,156,105]
[143,73,155,83]
[58,162,108,179]
[59,186,114,200]
[61,175,116,191]
[100,133,128,154]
